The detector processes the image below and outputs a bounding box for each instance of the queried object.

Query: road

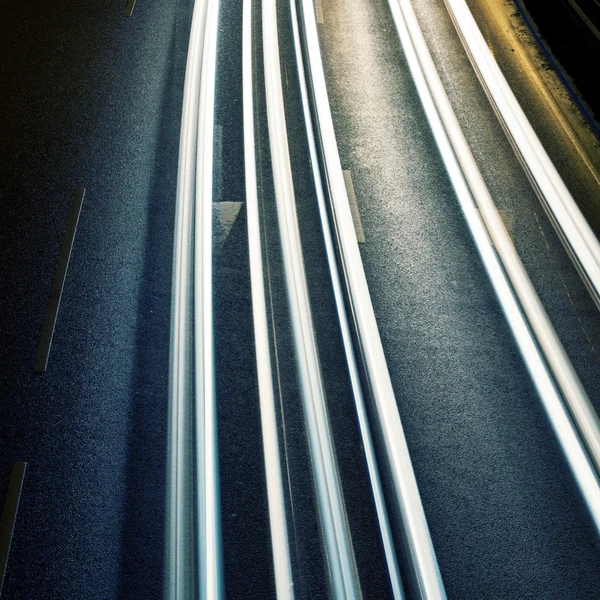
[1,0,600,598]
[0,0,194,597]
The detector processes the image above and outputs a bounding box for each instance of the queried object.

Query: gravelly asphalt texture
[318,0,600,597]
[1,0,600,598]
[0,0,193,597]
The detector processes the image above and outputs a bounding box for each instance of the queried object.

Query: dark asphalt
[213,0,275,596]
[0,0,193,597]
[2,0,600,598]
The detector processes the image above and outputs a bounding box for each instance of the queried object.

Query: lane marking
[342,170,365,243]
[213,202,243,252]
[124,0,136,17]
[498,209,514,236]
[34,188,85,373]
[0,462,27,597]
[315,0,325,24]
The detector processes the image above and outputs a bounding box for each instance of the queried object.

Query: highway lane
[407,0,600,440]
[213,3,276,596]
[0,0,194,597]
[215,1,400,596]
[1,0,600,598]
[218,0,600,595]
[318,0,600,597]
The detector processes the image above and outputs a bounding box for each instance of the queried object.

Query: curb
[512,0,600,142]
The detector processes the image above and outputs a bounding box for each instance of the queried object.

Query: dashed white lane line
[214,202,243,252]
[124,0,136,17]
[35,188,85,373]
[315,0,325,24]
[0,462,27,597]
[343,170,366,243]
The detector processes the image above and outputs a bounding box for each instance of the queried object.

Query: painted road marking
[0,462,27,597]
[124,0,136,17]
[343,170,365,243]
[476,208,514,248]
[34,188,85,373]
[498,209,515,236]
[214,202,243,252]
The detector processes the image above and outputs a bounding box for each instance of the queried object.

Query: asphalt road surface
[0,0,193,597]
[1,0,600,598]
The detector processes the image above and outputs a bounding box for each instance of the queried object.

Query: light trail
[387,0,600,535]
[243,0,295,596]
[441,0,600,477]
[262,0,362,597]
[166,0,224,596]
[296,0,449,597]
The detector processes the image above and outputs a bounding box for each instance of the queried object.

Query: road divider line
[215,124,223,203]
[213,201,243,252]
[342,171,365,243]
[124,0,136,17]
[0,462,27,597]
[34,188,85,373]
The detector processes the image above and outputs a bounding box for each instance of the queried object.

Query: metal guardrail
[386,0,600,535]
